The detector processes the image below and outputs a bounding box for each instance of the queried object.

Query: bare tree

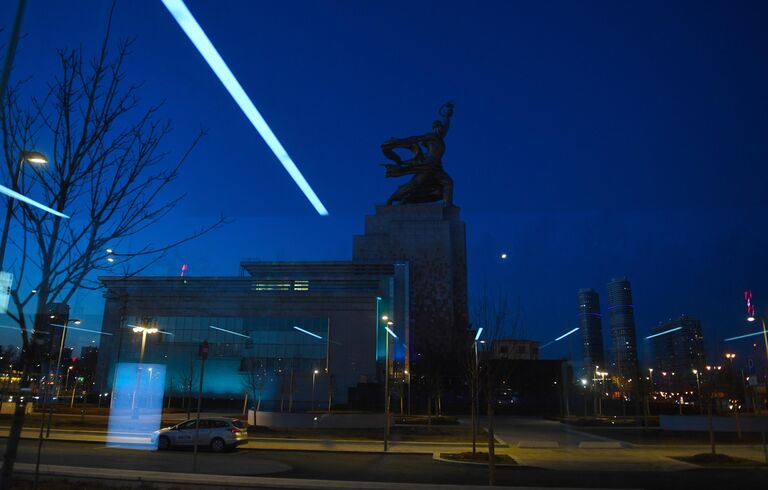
[177,354,198,420]
[474,286,515,486]
[241,357,266,412]
[0,5,225,485]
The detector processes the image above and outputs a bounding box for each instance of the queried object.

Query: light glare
[293,326,322,339]
[644,326,682,340]
[0,184,69,219]
[160,0,328,216]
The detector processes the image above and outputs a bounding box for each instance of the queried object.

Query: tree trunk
[186,382,192,420]
[0,342,34,489]
[471,379,477,456]
[487,398,496,486]
[708,398,716,455]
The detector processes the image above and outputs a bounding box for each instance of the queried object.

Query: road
[2,439,767,489]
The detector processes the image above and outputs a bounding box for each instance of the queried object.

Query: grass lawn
[671,453,765,467]
[440,451,516,465]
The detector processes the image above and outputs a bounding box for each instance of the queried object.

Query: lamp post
[383,320,397,452]
[53,319,81,398]
[648,368,654,394]
[693,369,702,415]
[311,369,319,411]
[63,366,73,395]
[133,326,159,364]
[131,325,158,417]
[746,315,768,367]
[0,150,49,269]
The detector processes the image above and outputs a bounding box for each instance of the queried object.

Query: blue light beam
[554,327,579,342]
[384,326,398,339]
[541,327,580,349]
[210,325,250,339]
[293,325,322,339]
[0,184,69,218]
[474,327,483,341]
[160,0,328,216]
[724,330,765,342]
[50,323,113,336]
[644,326,682,340]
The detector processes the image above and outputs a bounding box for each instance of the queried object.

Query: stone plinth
[353,204,468,358]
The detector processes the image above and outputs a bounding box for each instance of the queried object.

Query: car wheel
[210,437,226,453]
[158,436,170,450]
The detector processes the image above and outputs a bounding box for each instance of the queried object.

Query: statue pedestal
[353,203,468,356]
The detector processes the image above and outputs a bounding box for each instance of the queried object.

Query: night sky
[1,1,767,370]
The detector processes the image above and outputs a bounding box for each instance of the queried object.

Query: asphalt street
[2,439,767,489]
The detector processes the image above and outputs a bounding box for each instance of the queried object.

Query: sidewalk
[13,463,627,490]
[4,425,767,472]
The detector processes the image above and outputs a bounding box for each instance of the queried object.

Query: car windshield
[0,1,766,489]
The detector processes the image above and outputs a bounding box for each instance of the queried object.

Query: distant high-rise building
[650,315,706,391]
[606,277,640,386]
[577,288,604,376]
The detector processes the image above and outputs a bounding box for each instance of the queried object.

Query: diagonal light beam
[160,0,328,216]
[554,327,579,342]
[0,184,69,218]
[293,325,322,339]
[724,330,764,342]
[645,326,682,340]
[210,325,250,339]
[541,327,579,349]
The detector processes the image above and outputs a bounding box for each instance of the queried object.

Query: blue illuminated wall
[107,362,165,449]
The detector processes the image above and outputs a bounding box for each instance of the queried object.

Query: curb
[13,462,552,490]
[517,440,559,448]
[432,452,520,468]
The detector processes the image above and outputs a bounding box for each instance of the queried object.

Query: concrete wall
[660,414,768,432]
[250,410,386,429]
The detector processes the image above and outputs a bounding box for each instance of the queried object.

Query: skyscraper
[606,277,640,386]
[650,315,706,391]
[577,288,604,377]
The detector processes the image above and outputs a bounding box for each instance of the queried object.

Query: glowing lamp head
[381,315,389,321]
[21,150,49,164]
[747,316,756,322]
[313,369,319,374]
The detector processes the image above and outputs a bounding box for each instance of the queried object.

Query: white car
[152,417,248,452]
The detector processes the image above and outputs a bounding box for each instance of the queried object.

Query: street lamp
[63,366,73,395]
[693,369,702,415]
[0,150,49,268]
[383,321,397,452]
[132,326,159,363]
[312,369,319,411]
[648,368,654,391]
[746,315,768,367]
[54,319,82,398]
[131,325,159,417]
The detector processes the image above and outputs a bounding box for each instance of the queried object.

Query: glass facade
[115,315,329,400]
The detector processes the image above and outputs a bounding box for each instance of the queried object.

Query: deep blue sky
[1,1,767,370]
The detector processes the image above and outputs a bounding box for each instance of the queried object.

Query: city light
[160,0,328,216]
[384,325,398,339]
[474,327,483,341]
[644,326,682,340]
